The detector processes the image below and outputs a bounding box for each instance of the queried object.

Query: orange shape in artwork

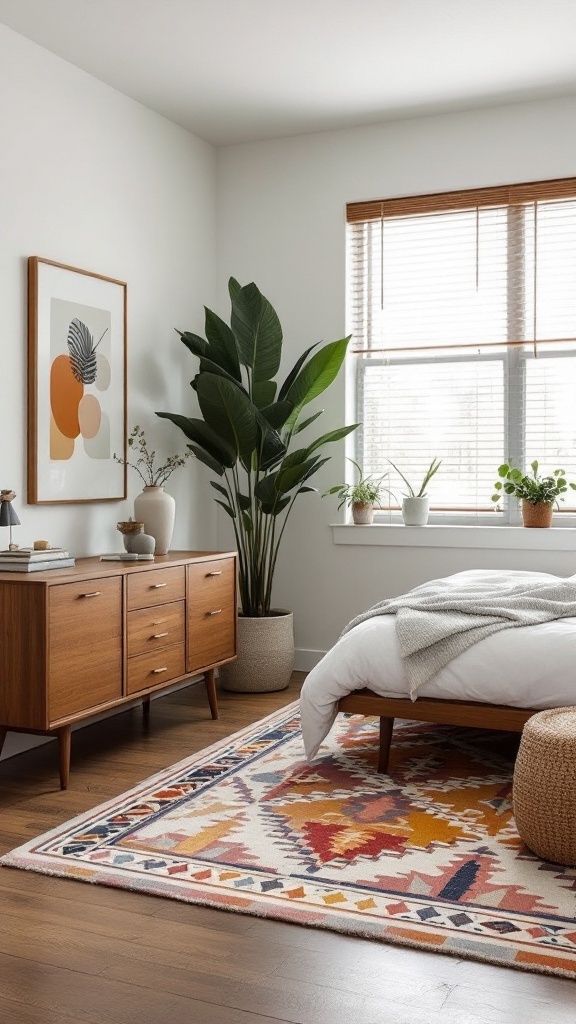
[50,354,83,438]
[50,412,75,460]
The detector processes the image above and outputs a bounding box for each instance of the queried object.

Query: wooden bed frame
[337,690,535,772]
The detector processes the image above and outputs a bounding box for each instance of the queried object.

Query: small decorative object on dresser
[323,459,391,525]
[157,277,356,692]
[0,490,21,549]
[116,520,155,555]
[492,460,576,527]
[388,457,442,526]
[113,425,191,554]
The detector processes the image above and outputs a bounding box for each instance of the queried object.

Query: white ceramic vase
[133,485,175,554]
[402,495,430,526]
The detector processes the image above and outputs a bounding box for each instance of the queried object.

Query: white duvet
[300,569,576,760]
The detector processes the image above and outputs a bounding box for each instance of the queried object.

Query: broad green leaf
[210,481,228,497]
[252,380,277,409]
[186,443,224,476]
[278,343,319,401]
[204,307,241,381]
[254,473,280,505]
[259,425,286,471]
[237,493,251,511]
[260,494,291,516]
[497,464,510,477]
[196,373,258,459]
[156,412,235,468]
[198,355,249,392]
[298,486,318,493]
[214,499,236,518]
[299,456,330,484]
[305,423,359,455]
[259,400,294,430]
[228,276,242,302]
[177,329,207,358]
[277,456,322,493]
[285,337,351,428]
[293,409,324,434]
[231,282,283,382]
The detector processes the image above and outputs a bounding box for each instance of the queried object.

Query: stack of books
[0,548,75,572]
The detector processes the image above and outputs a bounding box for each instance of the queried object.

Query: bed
[299,569,576,771]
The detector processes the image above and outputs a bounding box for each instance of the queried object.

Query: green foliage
[323,459,392,510]
[491,460,576,507]
[387,458,442,498]
[157,278,357,616]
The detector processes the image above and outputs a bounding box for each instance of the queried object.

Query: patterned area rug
[3,703,576,978]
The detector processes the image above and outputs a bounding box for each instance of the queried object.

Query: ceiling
[1,0,576,146]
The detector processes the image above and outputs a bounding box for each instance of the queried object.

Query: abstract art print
[28,257,127,503]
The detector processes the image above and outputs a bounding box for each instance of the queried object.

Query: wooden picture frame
[28,257,127,504]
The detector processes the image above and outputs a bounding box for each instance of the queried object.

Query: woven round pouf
[513,707,576,866]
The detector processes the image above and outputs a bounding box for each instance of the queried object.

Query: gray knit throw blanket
[341,572,576,699]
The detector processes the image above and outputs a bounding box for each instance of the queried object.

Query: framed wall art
[28,257,127,503]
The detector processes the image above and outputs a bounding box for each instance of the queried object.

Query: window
[347,179,576,522]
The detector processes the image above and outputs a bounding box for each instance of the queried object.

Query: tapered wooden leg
[0,727,8,759]
[378,716,394,773]
[205,669,219,720]
[142,696,151,726]
[58,725,72,790]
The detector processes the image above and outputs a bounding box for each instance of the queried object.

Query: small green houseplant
[492,460,576,527]
[323,459,391,524]
[388,458,442,526]
[156,277,357,691]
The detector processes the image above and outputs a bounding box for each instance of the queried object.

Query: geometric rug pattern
[2,702,576,978]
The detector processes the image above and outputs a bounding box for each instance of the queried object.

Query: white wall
[0,24,216,759]
[216,97,576,659]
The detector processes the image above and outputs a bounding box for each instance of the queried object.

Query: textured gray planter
[219,609,294,692]
[402,496,430,526]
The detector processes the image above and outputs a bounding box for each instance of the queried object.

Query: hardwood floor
[0,673,574,1023]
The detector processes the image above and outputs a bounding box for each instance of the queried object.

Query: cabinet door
[187,558,236,673]
[48,577,122,722]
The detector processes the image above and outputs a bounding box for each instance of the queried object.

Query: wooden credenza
[0,550,237,788]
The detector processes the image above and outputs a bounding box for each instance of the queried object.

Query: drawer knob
[151,582,167,589]
[206,571,222,577]
[207,608,222,616]
[79,591,101,599]
[152,666,168,674]
[152,632,169,639]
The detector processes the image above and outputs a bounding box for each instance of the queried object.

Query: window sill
[330,523,576,551]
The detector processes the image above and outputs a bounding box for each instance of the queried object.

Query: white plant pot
[402,495,430,526]
[133,485,175,555]
[219,610,294,693]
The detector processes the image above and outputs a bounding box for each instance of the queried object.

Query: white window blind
[347,179,576,518]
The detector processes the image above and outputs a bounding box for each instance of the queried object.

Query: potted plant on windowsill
[323,459,392,524]
[491,460,576,527]
[156,278,357,692]
[388,458,442,526]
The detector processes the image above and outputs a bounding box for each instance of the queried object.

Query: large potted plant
[491,460,576,526]
[157,278,356,691]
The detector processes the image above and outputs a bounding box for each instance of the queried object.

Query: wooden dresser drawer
[187,557,235,611]
[50,638,122,722]
[49,576,122,641]
[187,600,236,673]
[127,600,185,658]
[127,644,185,695]
[127,566,185,611]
